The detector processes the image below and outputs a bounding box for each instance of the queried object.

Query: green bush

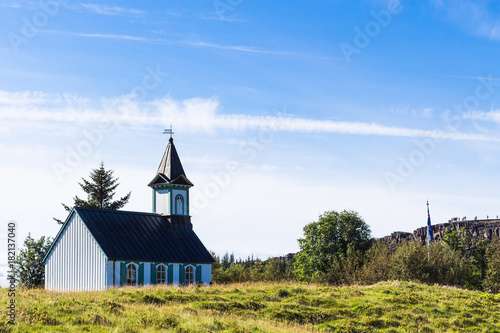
[389,241,429,282]
[358,241,392,285]
[484,238,500,292]
[427,242,468,286]
[210,227,500,289]
[295,210,372,282]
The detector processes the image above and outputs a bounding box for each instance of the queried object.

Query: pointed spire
[148,131,193,188]
[156,137,186,181]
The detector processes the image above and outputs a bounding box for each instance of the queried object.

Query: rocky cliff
[382,219,500,244]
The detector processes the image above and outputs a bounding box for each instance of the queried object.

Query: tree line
[12,164,500,290]
[210,210,500,292]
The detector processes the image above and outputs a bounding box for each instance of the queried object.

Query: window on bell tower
[175,195,184,215]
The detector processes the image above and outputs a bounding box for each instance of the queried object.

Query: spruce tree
[54,162,131,224]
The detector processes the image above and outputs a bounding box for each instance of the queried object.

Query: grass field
[1,281,500,332]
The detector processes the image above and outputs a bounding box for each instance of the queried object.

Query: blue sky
[2,0,500,284]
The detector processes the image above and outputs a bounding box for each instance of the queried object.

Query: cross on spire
[163,125,174,140]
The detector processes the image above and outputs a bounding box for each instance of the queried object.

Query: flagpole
[427,201,429,260]
[426,200,433,261]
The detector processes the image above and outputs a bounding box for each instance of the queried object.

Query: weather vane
[163,125,174,139]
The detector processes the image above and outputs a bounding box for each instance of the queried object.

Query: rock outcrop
[382,219,500,244]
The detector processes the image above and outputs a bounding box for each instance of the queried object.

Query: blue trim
[156,263,167,284]
[151,262,157,284]
[138,263,144,285]
[174,194,185,215]
[183,264,196,285]
[152,189,156,213]
[155,187,172,215]
[173,188,189,215]
[105,260,212,264]
[124,261,139,286]
[152,185,190,216]
[170,188,174,215]
[196,264,202,283]
[168,264,173,284]
[120,262,126,286]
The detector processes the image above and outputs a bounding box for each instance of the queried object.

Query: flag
[427,201,434,243]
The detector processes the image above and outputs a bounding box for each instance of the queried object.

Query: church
[43,134,214,291]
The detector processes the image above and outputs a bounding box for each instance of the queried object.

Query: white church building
[43,135,213,291]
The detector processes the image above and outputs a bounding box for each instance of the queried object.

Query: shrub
[389,241,429,282]
[484,238,500,292]
[295,210,372,282]
[358,241,392,285]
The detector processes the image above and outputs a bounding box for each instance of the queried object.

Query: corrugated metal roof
[75,207,214,263]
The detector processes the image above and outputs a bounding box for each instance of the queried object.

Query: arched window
[185,265,195,285]
[175,195,184,215]
[157,264,167,285]
[126,263,137,286]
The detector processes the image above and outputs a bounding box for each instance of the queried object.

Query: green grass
[1,281,500,332]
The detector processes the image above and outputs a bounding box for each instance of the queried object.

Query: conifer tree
[54,162,131,224]
[14,234,52,288]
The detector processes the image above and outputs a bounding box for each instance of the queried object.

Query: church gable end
[44,211,108,292]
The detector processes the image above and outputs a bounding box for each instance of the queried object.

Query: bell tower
[148,128,193,216]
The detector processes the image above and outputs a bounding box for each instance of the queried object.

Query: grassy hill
[1,281,500,332]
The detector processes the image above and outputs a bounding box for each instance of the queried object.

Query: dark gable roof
[169,174,194,186]
[73,207,213,262]
[149,174,170,185]
[148,174,193,188]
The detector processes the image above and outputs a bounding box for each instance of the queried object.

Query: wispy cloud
[81,4,144,16]
[391,105,433,119]
[201,14,246,23]
[42,30,314,57]
[0,91,90,106]
[444,74,500,81]
[0,1,21,8]
[211,114,500,141]
[2,91,500,142]
[464,110,500,123]
[181,40,283,55]
[433,0,500,40]
[74,33,154,42]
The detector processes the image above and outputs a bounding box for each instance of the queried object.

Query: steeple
[155,137,189,184]
[148,130,193,216]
